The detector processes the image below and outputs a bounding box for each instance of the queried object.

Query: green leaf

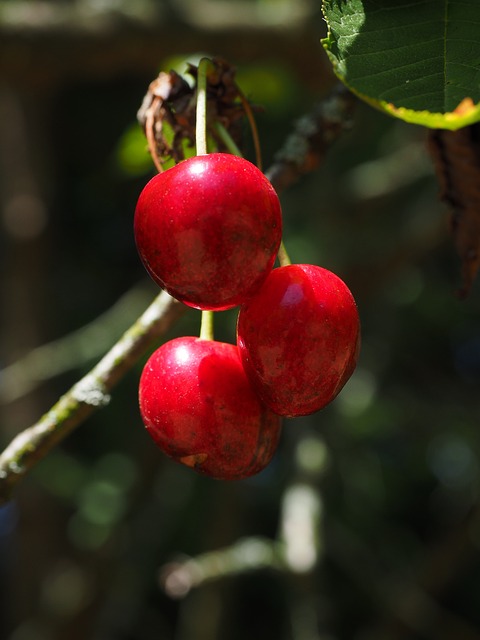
[321,0,480,129]
[115,123,152,176]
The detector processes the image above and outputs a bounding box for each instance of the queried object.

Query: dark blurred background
[1,1,480,639]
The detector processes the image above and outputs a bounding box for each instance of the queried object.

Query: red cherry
[237,264,360,417]
[134,153,282,311]
[138,336,282,480]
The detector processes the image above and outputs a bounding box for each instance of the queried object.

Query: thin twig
[161,536,286,598]
[236,86,263,170]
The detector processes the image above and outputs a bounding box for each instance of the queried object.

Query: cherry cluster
[134,151,360,481]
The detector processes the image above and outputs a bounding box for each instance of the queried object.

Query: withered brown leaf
[137,58,252,172]
[428,123,480,297]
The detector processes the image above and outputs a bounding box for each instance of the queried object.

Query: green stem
[214,121,243,157]
[196,58,216,341]
[278,241,292,267]
[195,57,212,156]
[199,310,215,341]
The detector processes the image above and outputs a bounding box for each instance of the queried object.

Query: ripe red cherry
[134,153,282,311]
[237,264,360,417]
[138,336,282,480]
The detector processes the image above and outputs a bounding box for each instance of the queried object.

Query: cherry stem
[214,121,243,157]
[236,86,263,171]
[196,58,216,340]
[195,57,213,157]
[278,241,292,267]
[199,309,215,341]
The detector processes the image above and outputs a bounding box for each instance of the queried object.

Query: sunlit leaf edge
[321,38,480,130]
[350,85,480,131]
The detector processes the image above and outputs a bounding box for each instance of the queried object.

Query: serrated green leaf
[321,0,480,129]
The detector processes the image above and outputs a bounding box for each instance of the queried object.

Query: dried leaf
[136,58,252,170]
[428,124,480,297]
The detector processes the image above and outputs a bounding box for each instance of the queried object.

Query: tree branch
[0,291,186,503]
[161,536,286,598]
[265,84,356,191]
[0,82,355,505]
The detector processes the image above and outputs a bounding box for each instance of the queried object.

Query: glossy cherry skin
[138,336,282,480]
[237,264,360,417]
[134,153,282,311]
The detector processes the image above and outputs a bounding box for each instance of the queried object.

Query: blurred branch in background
[266,84,356,192]
[171,0,315,30]
[0,283,154,404]
[0,0,316,33]
[161,536,285,599]
[0,0,161,33]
